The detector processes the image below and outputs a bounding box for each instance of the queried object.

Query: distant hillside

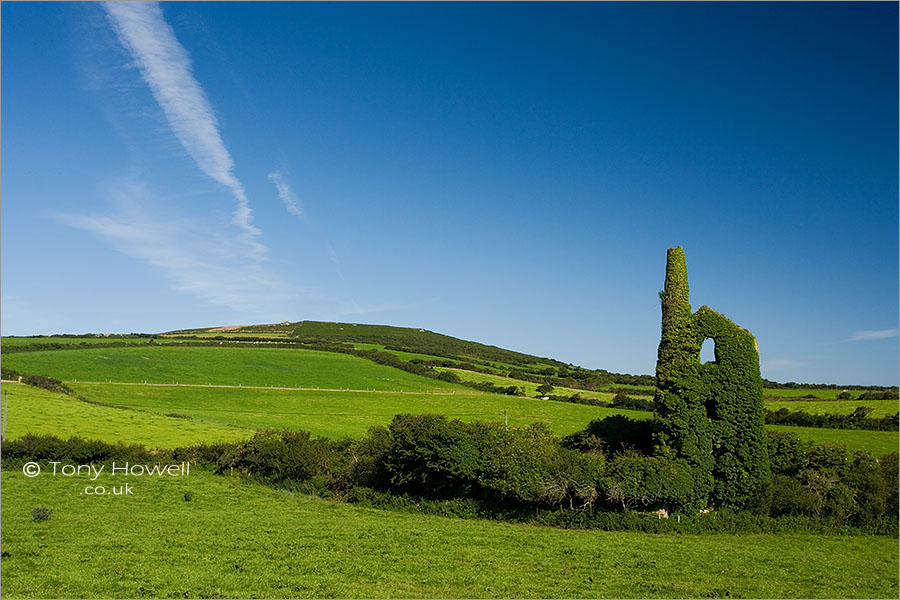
[169,320,656,390]
[289,321,560,367]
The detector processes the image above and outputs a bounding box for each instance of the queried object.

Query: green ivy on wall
[652,247,769,510]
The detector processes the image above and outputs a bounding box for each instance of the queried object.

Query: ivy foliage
[652,247,770,510]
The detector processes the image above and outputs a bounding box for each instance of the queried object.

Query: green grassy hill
[2,346,465,392]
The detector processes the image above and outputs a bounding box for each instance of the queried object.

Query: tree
[536,383,554,397]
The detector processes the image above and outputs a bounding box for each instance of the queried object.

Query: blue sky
[2,2,897,385]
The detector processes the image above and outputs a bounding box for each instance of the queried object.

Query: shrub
[608,392,654,411]
[31,507,52,522]
[383,414,482,497]
[766,430,811,476]
[20,374,77,396]
[214,429,345,487]
[1,366,21,380]
[1,434,160,465]
[563,415,654,458]
[601,451,694,512]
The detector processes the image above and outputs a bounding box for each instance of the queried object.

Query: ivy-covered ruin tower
[652,247,770,510]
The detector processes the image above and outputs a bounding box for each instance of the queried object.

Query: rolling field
[0,383,251,448]
[2,468,897,599]
[2,346,465,393]
[66,383,638,439]
[764,399,899,417]
[58,382,899,454]
[2,335,898,599]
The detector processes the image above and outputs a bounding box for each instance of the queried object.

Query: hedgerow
[3,425,896,535]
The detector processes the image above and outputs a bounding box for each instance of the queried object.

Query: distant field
[2,346,465,393]
[764,399,899,417]
[2,469,897,599]
[763,388,895,400]
[351,342,453,363]
[161,332,291,339]
[66,383,636,439]
[433,368,623,401]
[0,383,250,447]
[1,336,150,347]
[56,381,899,454]
[767,425,898,456]
[599,384,656,394]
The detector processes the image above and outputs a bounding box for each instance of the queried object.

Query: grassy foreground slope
[2,469,897,599]
[0,383,250,447]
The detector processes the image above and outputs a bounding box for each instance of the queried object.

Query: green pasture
[433,368,623,401]
[2,469,897,599]
[0,383,250,448]
[59,382,899,454]
[66,383,634,439]
[767,425,898,456]
[2,346,464,393]
[763,388,892,400]
[351,342,454,363]
[764,399,899,417]
[1,336,150,347]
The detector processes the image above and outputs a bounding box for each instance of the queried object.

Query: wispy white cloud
[850,329,899,341]
[761,359,807,370]
[267,171,303,216]
[102,2,264,256]
[57,179,294,314]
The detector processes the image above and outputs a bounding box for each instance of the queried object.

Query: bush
[601,451,694,512]
[1,366,21,380]
[608,392,654,411]
[383,414,482,497]
[213,429,345,487]
[31,506,52,522]
[563,415,655,458]
[20,374,77,396]
[1,434,160,466]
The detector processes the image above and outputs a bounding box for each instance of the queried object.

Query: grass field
[1,336,150,347]
[763,388,895,400]
[0,383,251,447]
[65,383,637,439]
[351,342,455,363]
[2,468,897,599]
[2,346,465,393]
[433,368,627,400]
[53,382,897,454]
[767,425,899,456]
[764,399,899,417]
